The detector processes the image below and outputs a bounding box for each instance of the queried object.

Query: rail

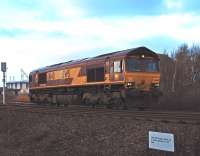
[1,102,200,125]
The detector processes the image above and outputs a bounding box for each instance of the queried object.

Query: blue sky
[0,0,200,82]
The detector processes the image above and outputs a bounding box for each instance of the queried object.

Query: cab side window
[114,60,122,73]
[38,73,47,84]
[87,66,104,82]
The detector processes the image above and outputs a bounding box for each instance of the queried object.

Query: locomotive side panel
[29,47,162,109]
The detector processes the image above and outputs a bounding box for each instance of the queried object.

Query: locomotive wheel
[82,93,91,106]
[63,95,70,107]
[50,95,57,106]
[82,92,99,107]
[108,92,123,110]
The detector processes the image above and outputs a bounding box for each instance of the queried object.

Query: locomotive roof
[31,46,158,74]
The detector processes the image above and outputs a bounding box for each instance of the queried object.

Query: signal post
[1,62,6,104]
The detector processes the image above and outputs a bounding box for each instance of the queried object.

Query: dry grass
[0,109,200,156]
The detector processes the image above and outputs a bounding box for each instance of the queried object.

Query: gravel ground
[0,109,200,156]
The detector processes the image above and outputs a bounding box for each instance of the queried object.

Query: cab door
[110,59,124,81]
[104,57,110,82]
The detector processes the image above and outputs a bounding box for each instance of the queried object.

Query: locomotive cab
[124,48,161,98]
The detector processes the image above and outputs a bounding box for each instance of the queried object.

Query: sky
[0,0,200,83]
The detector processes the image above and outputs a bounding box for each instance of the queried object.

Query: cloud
[0,0,85,24]
[0,28,30,37]
[2,13,200,42]
[0,38,84,81]
[0,0,200,84]
[1,13,200,77]
[164,0,183,9]
[76,0,164,16]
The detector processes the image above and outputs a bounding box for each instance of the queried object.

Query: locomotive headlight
[126,82,135,88]
[127,82,132,86]
[152,83,160,88]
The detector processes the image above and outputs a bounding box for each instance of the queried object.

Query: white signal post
[1,62,7,104]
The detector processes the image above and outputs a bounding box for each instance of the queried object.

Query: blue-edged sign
[149,131,175,152]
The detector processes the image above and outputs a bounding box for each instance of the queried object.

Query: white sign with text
[149,131,175,152]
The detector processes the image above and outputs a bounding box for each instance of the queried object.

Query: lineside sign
[149,131,175,152]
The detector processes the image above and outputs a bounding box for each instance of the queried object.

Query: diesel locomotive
[29,47,161,109]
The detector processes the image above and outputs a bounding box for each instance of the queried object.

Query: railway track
[0,102,108,114]
[1,102,200,125]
